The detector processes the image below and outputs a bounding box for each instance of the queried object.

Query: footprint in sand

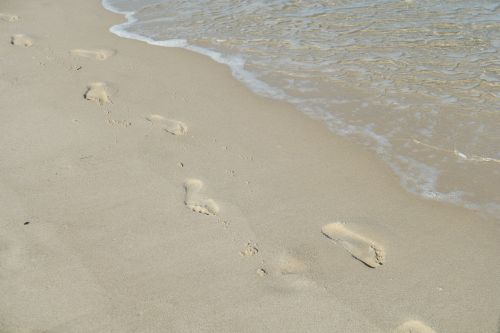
[183,179,219,215]
[274,254,316,290]
[0,13,19,22]
[394,320,437,333]
[84,82,111,105]
[321,222,385,268]
[70,48,116,61]
[240,242,259,257]
[10,34,33,47]
[256,268,268,277]
[146,114,187,136]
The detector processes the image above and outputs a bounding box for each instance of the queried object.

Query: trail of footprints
[3,13,437,333]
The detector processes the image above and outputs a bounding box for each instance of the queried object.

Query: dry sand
[0,0,499,332]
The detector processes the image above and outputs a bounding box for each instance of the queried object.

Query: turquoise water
[102,0,500,218]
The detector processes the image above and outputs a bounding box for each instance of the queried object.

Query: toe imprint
[183,179,219,215]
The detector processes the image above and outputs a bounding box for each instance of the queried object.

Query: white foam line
[412,139,500,164]
[101,0,287,101]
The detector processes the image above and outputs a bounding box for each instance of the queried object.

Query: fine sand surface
[1,1,499,332]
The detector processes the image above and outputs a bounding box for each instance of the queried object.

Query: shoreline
[101,0,500,220]
[1,0,499,332]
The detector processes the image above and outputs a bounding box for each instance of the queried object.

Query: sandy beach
[1,0,499,332]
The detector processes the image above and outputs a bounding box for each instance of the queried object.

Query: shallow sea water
[102,0,500,218]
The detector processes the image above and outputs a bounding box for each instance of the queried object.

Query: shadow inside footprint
[84,82,111,105]
[146,114,187,135]
[183,179,219,215]
[10,34,33,47]
[321,222,385,268]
